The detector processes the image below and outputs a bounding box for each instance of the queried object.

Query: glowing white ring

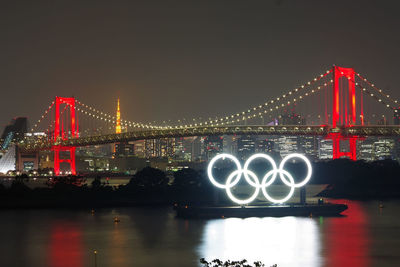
[207,153,242,189]
[243,153,277,187]
[226,169,260,205]
[207,153,312,204]
[261,169,295,204]
[279,153,312,187]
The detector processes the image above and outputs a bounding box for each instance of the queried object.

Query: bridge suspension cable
[68,68,335,130]
[355,72,399,112]
[220,80,334,126]
[36,66,400,135]
[32,66,400,137]
[346,75,398,113]
[30,101,55,132]
[356,73,398,105]
[168,68,334,127]
[69,70,334,131]
[75,100,166,130]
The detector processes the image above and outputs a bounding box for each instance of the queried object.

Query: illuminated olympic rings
[207,153,312,204]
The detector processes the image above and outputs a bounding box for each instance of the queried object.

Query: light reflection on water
[198,217,321,267]
[1,200,400,266]
[323,201,370,267]
[48,224,84,267]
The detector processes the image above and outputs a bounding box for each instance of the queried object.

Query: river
[0,200,399,267]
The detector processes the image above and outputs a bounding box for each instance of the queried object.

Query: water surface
[0,200,399,267]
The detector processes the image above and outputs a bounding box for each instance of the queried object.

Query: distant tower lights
[116,98,122,134]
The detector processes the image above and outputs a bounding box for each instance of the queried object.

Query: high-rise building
[133,140,145,158]
[181,137,192,161]
[223,135,237,154]
[254,136,281,159]
[204,136,223,160]
[115,142,134,157]
[184,137,199,161]
[160,138,175,158]
[298,136,318,160]
[1,117,28,150]
[144,138,175,158]
[373,138,395,160]
[191,137,204,161]
[357,138,374,161]
[277,136,298,158]
[76,144,112,157]
[174,137,185,160]
[145,139,156,158]
[256,138,275,153]
[319,138,333,160]
[237,135,256,160]
[0,117,38,173]
[357,138,398,161]
[171,137,202,161]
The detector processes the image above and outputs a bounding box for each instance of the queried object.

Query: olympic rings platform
[177,152,347,218]
[175,203,348,219]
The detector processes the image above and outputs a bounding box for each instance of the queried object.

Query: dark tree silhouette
[91,176,101,189]
[0,183,6,195]
[170,168,215,203]
[126,167,169,196]
[172,168,202,189]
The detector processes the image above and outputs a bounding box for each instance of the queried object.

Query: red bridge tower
[326,66,363,160]
[53,97,78,175]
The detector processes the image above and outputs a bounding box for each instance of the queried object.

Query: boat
[176,202,348,219]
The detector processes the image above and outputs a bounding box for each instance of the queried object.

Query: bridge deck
[18,125,400,152]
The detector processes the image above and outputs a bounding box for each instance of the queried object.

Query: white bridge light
[207,153,312,204]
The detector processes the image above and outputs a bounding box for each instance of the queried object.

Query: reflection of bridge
[11,65,400,175]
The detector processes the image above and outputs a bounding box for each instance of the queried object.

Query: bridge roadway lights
[20,124,400,167]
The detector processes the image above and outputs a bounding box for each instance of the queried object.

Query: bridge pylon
[326,132,361,161]
[327,66,362,160]
[53,97,78,175]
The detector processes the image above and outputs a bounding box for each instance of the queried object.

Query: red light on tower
[328,66,361,160]
[53,97,78,175]
[332,66,356,127]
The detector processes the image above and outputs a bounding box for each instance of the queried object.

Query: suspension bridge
[3,65,400,175]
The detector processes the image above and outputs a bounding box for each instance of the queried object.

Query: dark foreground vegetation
[200,258,276,267]
[314,159,400,199]
[0,167,218,208]
[0,159,399,208]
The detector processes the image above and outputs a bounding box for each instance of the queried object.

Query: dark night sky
[1,0,400,129]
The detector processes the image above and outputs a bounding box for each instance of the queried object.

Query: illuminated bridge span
[20,125,400,152]
[11,65,400,175]
[22,125,329,151]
